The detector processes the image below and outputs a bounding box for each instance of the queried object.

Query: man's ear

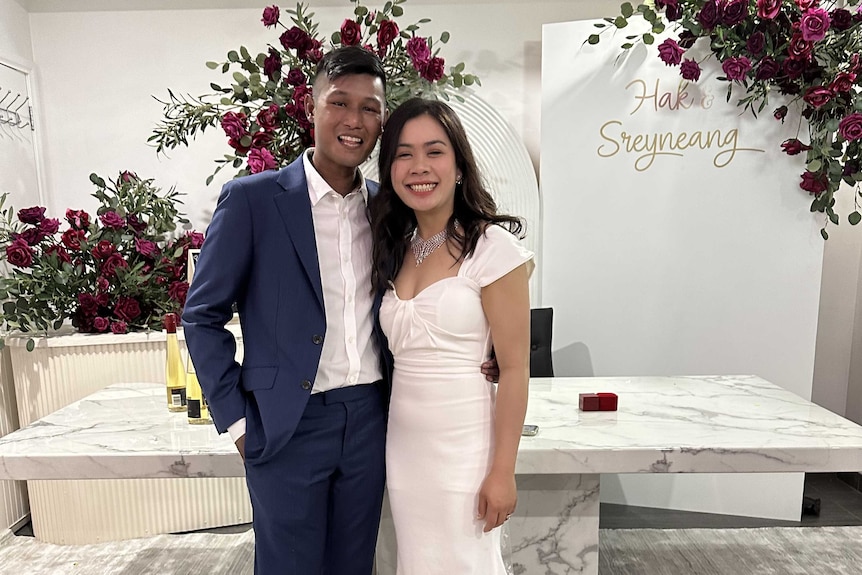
[379,109,389,138]
[304,93,315,122]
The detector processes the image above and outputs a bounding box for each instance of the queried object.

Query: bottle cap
[164,313,178,333]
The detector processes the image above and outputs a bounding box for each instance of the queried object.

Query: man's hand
[481,356,500,382]
[235,434,246,461]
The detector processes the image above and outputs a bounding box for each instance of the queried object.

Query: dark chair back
[530,307,554,377]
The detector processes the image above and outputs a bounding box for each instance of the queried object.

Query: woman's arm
[476,261,531,532]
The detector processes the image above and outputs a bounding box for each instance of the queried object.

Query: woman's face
[389,114,462,218]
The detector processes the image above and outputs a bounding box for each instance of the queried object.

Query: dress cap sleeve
[463,224,534,288]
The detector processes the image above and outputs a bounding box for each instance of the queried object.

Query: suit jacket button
[312,334,324,345]
[301,380,312,390]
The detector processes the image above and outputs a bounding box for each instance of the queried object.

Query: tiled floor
[599,472,862,529]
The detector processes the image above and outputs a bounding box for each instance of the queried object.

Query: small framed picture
[187,249,201,285]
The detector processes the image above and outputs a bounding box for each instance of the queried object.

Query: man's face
[305,73,386,182]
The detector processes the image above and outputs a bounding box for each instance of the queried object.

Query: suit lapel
[274,158,325,310]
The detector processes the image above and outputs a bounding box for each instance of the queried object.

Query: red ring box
[579,392,618,411]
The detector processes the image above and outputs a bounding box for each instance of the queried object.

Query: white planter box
[6,325,251,543]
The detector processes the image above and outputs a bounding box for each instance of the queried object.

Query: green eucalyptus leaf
[206,61,219,70]
[821,228,829,240]
[227,50,239,62]
[588,34,601,45]
[643,33,654,45]
[441,31,450,43]
[614,16,628,29]
[850,212,862,225]
[621,2,634,18]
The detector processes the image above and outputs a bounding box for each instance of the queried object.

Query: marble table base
[375,473,601,575]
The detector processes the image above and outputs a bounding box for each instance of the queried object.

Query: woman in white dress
[371,98,533,574]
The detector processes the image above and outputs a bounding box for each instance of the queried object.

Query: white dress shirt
[228,150,382,441]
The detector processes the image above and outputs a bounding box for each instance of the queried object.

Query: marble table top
[1,375,862,480]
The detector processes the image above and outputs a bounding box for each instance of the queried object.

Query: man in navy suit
[183,47,391,575]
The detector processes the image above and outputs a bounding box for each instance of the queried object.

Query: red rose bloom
[169,281,190,306]
[114,296,141,322]
[781,138,811,155]
[93,317,110,332]
[680,59,701,81]
[65,209,90,230]
[261,5,279,27]
[803,86,833,108]
[658,38,685,66]
[17,206,45,224]
[111,320,128,335]
[377,20,399,49]
[91,240,115,259]
[61,229,86,250]
[5,239,33,268]
[341,19,362,46]
[757,0,782,20]
[420,57,446,82]
[800,171,828,196]
[839,113,862,141]
[101,252,128,277]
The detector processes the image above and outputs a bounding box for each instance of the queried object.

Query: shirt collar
[302,149,368,206]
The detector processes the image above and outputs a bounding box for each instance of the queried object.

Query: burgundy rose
[252,131,273,149]
[257,104,280,131]
[796,0,818,10]
[788,34,813,61]
[407,37,431,66]
[680,59,702,81]
[292,84,311,105]
[96,276,110,292]
[38,218,60,236]
[134,237,159,258]
[169,281,190,306]
[783,58,807,79]
[5,239,33,268]
[228,136,250,156]
[78,293,99,315]
[127,213,147,234]
[280,26,310,51]
[774,105,788,121]
[658,38,685,66]
[93,317,110,333]
[800,171,828,196]
[722,0,749,26]
[220,111,248,140]
[114,296,141,322]
[755,57,781,81]
[99,211,124,229]
[95,292,109,306]
[111,320,128,335]
[261,5,279,27]
[656,0,681,20]
[61,229,86,250]
[65,208,90,230]
[746,31,765,56]
[697,0,724,30]
[17,206,45,224]
[248,147,278,174]
[377,19,399,49]
[119,171,138,183]
[839,113,862,141]
[781,139,811,155]
[831,9,853,31]
[186,231,205,249]
[101,252,128,277]
[677,30,697,50]
[829,72,856,93]
[420,57,446,83]
[44,244,71,264]
[722,56,752,82]
[19,228,45,246]
[285,68,306,86]
[757,0,782,19]
[300,39,323,64]
[800,8,831,42]
[341,19,362,46]
[263,47,282,80]
[803,86,833,108]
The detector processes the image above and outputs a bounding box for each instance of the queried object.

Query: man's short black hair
[312,46,387,91]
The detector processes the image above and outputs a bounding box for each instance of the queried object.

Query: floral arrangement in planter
[0,172,202,348]
[149,0,479,184]
[591,0,862,238]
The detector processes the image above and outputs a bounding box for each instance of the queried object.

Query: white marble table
[2,375,862,574]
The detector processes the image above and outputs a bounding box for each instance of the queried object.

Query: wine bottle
[186,354,212,425]
[163,312,187,412]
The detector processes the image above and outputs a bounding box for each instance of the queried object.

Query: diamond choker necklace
[410,221,458,266]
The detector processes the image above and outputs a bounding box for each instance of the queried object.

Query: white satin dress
[379,225,534,575]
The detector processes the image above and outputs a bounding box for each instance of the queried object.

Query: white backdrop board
[540,19,824,520]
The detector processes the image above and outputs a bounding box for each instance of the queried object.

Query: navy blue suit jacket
[182,156,392,464]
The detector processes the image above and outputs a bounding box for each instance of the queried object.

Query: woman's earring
[455,176,463,185]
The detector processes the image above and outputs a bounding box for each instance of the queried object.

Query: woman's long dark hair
[370,98,524,293]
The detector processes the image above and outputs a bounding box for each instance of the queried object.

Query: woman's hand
[476,469,517,532]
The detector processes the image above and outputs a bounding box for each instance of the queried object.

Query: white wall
[11,0,862,428]
[0,0,32,67]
